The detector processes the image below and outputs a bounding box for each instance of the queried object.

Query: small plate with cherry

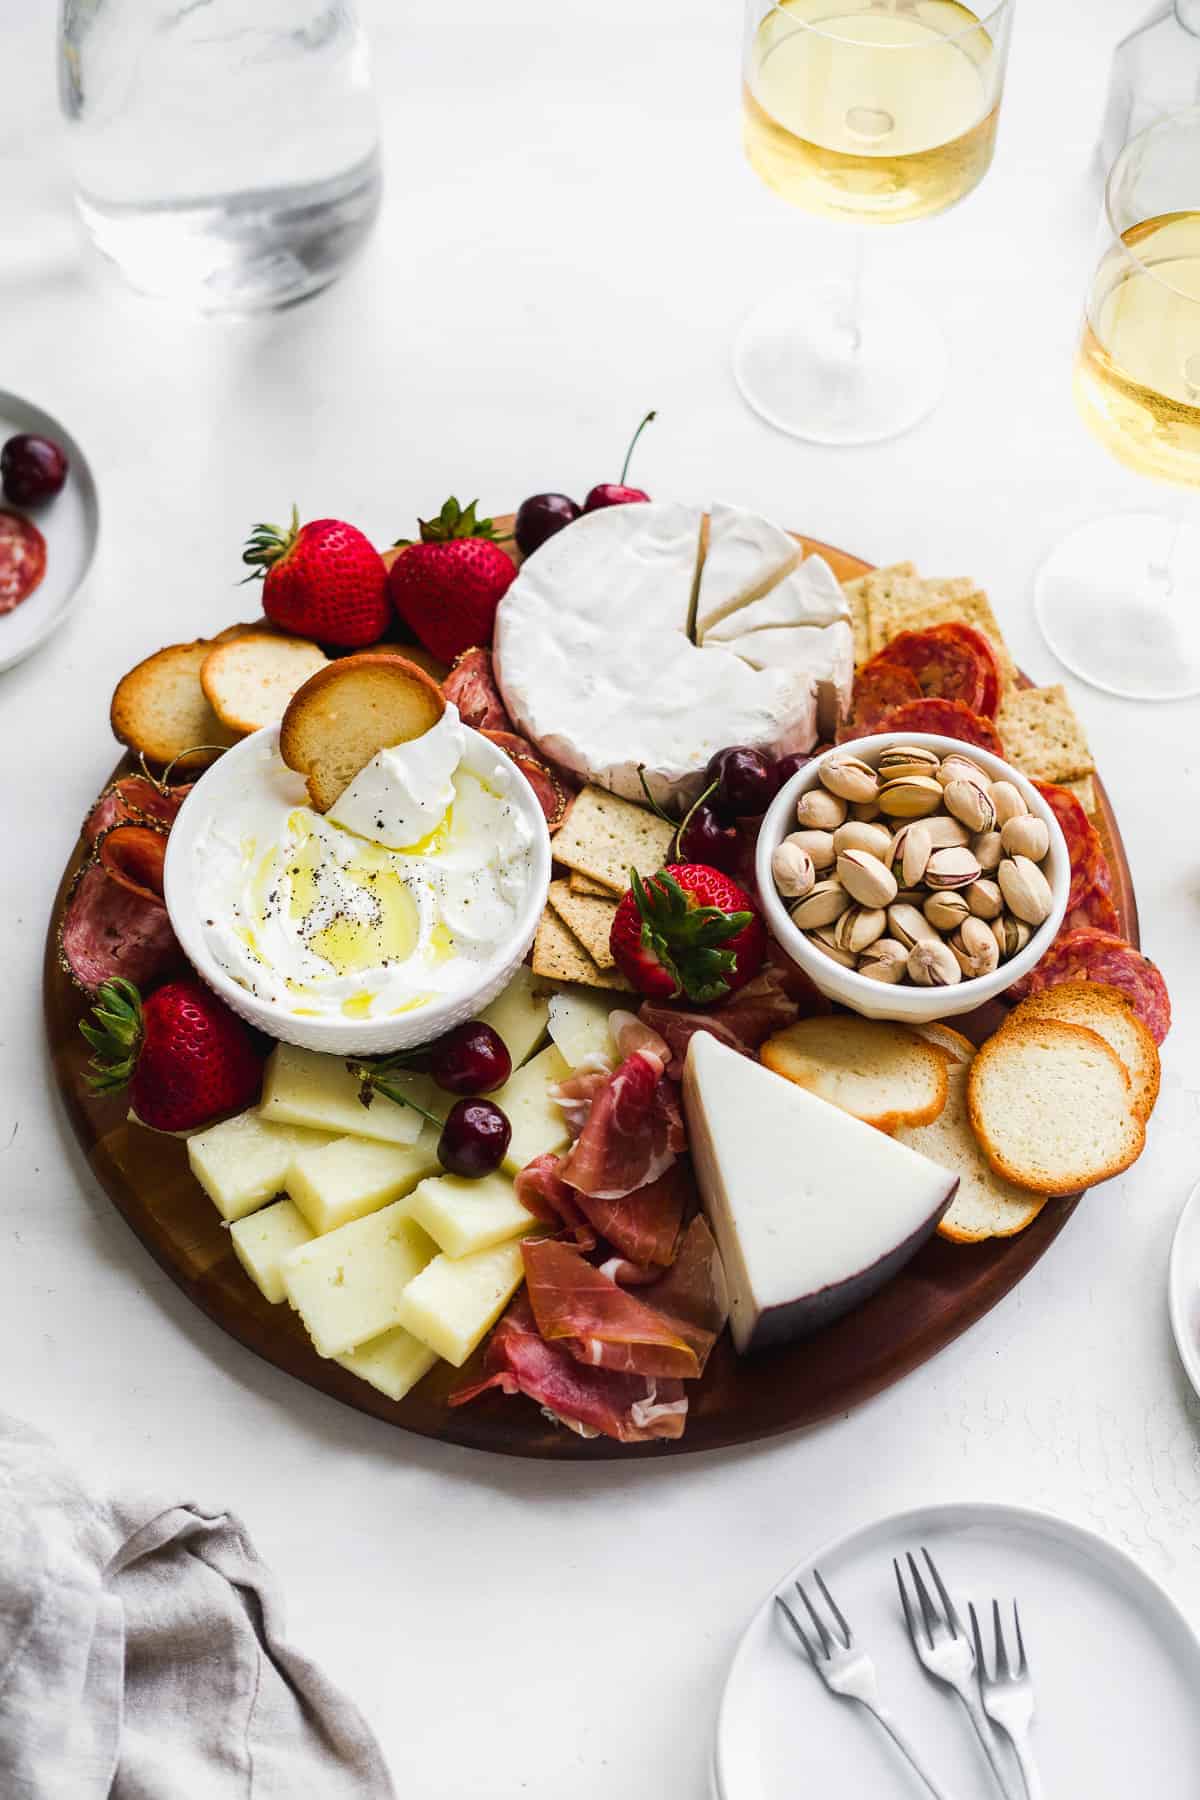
[0,390,99,675]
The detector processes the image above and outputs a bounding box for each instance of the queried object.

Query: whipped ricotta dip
[193,706,536,1023]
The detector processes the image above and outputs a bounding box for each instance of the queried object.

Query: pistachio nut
[926,815,972,849]
[837,848,899,909]
[991,913,1032,960]
[806,925,858,969]
[907,938,963,987]
[849,799,883,823]
[997,855,1054,926]
[833,820,893,860]
[924,845,982,890]
[937,753,989,790]
[877,775,944,820]
[897,820,933,889]
[771,841,816,899]
[989,780,1028,827]
[972,830,1003,872]
[949,915,1001,979]
[787,828,836,872]
[944,777,996,835]
[1000,814,1050,862]
[790,878,851,929]
[832,904,888,956]
[886,901,940,950]
[923,890,970,932]
[876,745,941,783]
[795,787,847,832]
[966,876,1004,921]
[858,937,909,983]
[819,755,879,805]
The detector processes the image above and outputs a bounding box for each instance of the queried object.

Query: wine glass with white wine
[1035,105,1200,700]
[737,0,1014,444]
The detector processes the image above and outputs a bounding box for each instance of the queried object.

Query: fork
[776,1568,953,1800]
[970,1601,1043,1800]
[895,1550,1017,1799]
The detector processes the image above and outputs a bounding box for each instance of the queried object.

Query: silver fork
[970,1601,1042,1800]
[895,1550,1017,1800]
[775,1568,954,1800]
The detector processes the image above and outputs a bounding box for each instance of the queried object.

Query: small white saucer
[0,391,99,673]
[1168,1179,1200,1401]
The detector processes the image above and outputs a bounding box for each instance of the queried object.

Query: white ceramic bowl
[163,723,552,1055]
[755,733,1069,1023]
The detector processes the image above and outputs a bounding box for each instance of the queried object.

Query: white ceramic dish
[716,1501,1200,1800]
[755,734,1069,1023]
[1168,1180,1200,1403]
[0,391,100,674]
[163,723,552,1055]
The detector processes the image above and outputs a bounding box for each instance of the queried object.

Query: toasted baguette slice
[1005,983,1160,1121]
[967,1019,1144,1195]
[279,653,445,812]
[760,1016,948,1132]
[201,633,329,734]
[111,640,240,765]
[897,1057,1045,1242]
[914,1022,976,1067]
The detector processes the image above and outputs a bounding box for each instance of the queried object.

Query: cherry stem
[620,410,657,485]
[636,764,676,826]
[672,780,720,860]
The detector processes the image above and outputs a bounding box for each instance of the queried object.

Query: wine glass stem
[837,229,867,358]
[1147,508,1188,600]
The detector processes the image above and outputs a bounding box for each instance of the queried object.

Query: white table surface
[4,2,1200,1795]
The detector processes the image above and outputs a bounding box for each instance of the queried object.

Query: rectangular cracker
[1063,773,1098,817]
[995,684,1095,785]
[552,785,674,892]
[547,879,618,969]
[843,563,919,663]
[872,588,1019,689]
[570,869,620,898]
[531,908,632,992]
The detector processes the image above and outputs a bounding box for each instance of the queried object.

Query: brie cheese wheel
[709,620,853,742]
[693,501,800,638]
[703,554,848,641]
[495,502,831,806]
[682,1035,958,1353]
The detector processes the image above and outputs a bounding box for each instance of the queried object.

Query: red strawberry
[388,497,516,664]
[81,977,263,1132]
[609,864,765,1003]
[242,506,390,647]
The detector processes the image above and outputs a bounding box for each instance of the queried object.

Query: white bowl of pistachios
[756,734,1070,1024]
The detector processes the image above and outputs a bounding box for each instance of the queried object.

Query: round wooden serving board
[44,534,1140,1460]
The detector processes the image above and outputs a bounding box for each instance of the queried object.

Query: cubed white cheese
[260,1043,440,1147]
[396,1239,526,1366]
[490,1043,572,1176]
[335,1327,438,1403]
[478,966,550,1069]
[187,1109,330,1223]
[285,1124,442,1235]
[281,1204,437,1358]
[407,1170,535,1259]
[547,990,622,1069]
[229,1199,314,1303]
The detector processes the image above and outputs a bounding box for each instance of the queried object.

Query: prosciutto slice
[522,1239,703,1380]
[514,1154,596,1250]
[638,963,810,1078]
[561,1050,678,1200]
[449,1297,688,1444]
[442,646,513,734]
[639,1216,729,1377]
[550,1065,612,1140]
[518,1152,686,1267]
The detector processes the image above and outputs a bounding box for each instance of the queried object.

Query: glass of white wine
[737,0,1014,445]
[1035,105,1200,701]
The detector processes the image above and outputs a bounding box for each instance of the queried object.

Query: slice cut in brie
[692,501,800,640]
[703,554,848,642]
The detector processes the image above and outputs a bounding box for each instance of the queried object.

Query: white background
[4,2,1200,1795]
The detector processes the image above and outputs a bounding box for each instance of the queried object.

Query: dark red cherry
[678,803,741,871]
[429,1021,512,1095]
[514,492,580,556]
[583,482,650,512]
[706,746,775,821]
[770,751,815,793]
[1,434,68,506]
[438,1098,512,1178]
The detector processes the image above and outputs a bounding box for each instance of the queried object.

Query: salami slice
[927,623,1002,717]
[59,860,183,996]
[1065,888,1121,934]
[839,662,922,742]
[97,824,169,903]
[0,511,47,613]
[482,728,572,832]
[443,647,512,734]
[84,774,191,845]
[1006,928,1170,1044]
[1033,780,1109,911]
[874,697,1006,757]
[868,627,987,714]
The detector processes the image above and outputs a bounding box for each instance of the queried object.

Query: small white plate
[716,1502,1200,1800]
[1168,1180,1200,1401]
[0,391,99,673]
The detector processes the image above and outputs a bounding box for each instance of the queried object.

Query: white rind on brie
[703,554,848,642]
[693,501,800,639]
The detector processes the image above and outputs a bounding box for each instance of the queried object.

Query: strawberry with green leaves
[242,507,390,647]
[609,864,765,1003]
[82,977,263,1133]
[388,498,516,664]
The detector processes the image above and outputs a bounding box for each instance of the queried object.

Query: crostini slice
[201,633,329,735]
[279,651,446,812]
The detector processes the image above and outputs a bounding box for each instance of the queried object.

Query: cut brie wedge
[693,501,800,639]
[702,554,848,641]
[682,1034,958,1353]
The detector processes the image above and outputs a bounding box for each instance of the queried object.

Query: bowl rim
[162,721,552,1048]
[755,732,1070,1017]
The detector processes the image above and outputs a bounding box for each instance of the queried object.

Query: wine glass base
[1034,512,1200,701]
[733,281,948,446]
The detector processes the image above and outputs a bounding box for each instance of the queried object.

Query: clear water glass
[57,0,382,314]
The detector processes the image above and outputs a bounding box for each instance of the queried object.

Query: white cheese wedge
[229,1199,315,1303]
[281,1204,437,1358]
[396,1239,526,1366]
[547,990,622,1069]
[335,1327,438,1403]
[285,1124,442,1235]
[709,619,854,740]
[703,554,848,641]
[188,1109,331,1223]
[407,1170,535,1258]
[682,1035,958,1354]
[260,1043,440,1147]
[490,1042,572,1176]
[693,501,800,638]
[478,965,550,1069]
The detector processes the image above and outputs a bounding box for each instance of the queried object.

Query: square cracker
[1063,773,1098,817]
[843,563,918,664]
[570,869,619,898]
[531,908,632,992]
[995,684,1094,785]
[872,588,1019,689]
[552,786,674,892]
[547,879,618,969]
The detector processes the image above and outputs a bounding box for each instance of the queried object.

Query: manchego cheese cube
[407,1169,535,1259]
[230,1199,314,1303]
[547,989,623,1069]
[188,1108,331,1223]
[335,1327,438,1403]
[285,1123,442,1235]
[396,1238,526,1366]
[281,1203,437,1358]
[491,1043,572,1177]
[478,965,550,1070]
[260,1043,441,1147]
